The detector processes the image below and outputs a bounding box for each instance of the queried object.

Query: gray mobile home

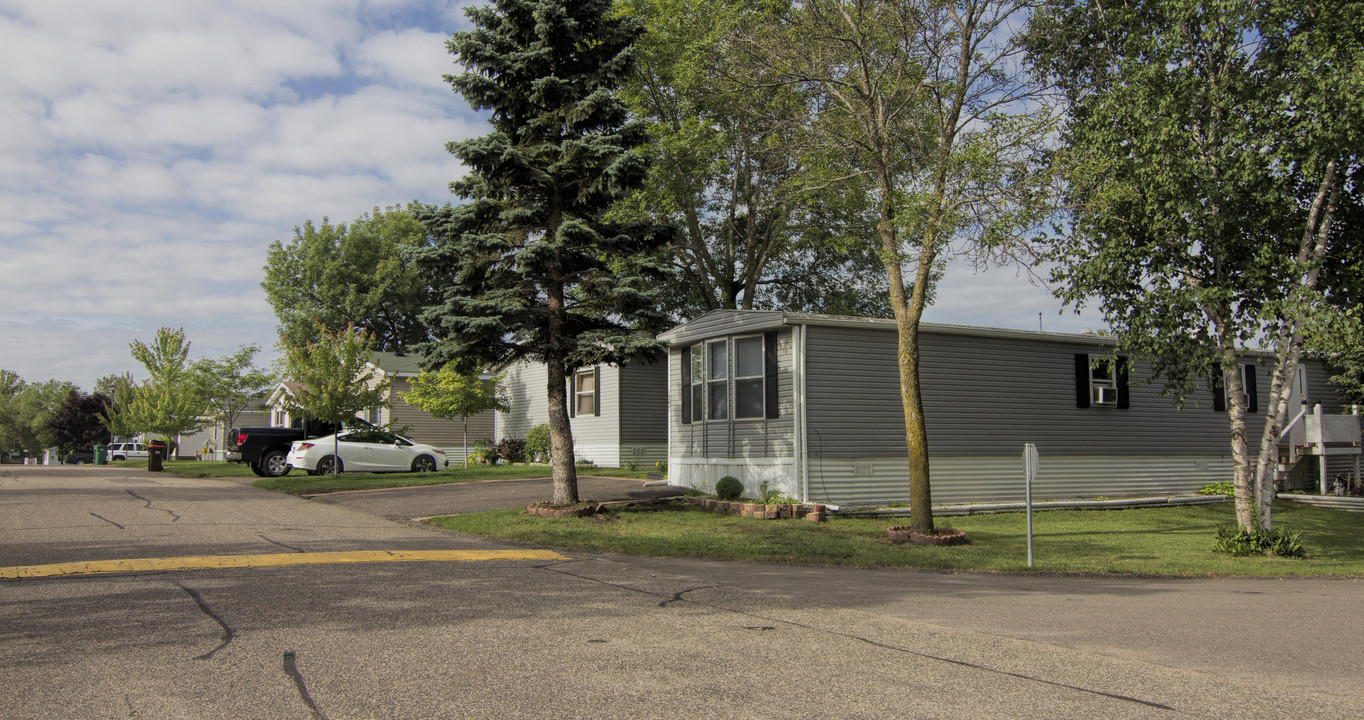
[496,360,668,468]
[661,310,1358,507]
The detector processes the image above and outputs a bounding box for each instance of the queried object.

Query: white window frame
[732,334,766,420]
[706,339,728,421]
[574,368,597,417]
[1090,359,1118,407]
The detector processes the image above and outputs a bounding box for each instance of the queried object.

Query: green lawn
[425,500,1364,577]
[249,463,655,495]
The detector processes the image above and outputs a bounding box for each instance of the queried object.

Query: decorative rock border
[887,526,968,545]
[680,496,826,522]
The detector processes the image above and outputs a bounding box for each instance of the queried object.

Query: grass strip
[425,500,1364,577]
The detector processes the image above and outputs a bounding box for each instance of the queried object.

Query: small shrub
[473,439,499,465]
[716,476,743,501]
[654,460,667,475]
[1198,481,1236,497]
[495,438,527,464]
[525,423,551,462]
[576,459,596,468]
[623,460,639,471]
[1213,524,1306,558]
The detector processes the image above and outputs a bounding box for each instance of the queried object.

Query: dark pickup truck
[226,418,371,477]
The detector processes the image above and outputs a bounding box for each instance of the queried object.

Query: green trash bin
[94,445,107,465]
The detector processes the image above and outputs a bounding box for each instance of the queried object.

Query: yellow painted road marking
[1,549,566,579]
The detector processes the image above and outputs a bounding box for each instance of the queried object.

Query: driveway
[306,474,684,521]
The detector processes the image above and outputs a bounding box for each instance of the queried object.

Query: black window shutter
[1212,376,1226,413]
[1074,354,1091,408]
[568,373,575,418]
[764,332,779,419]
[593,366,601,417]
[1116,356,1130,409]
[1244,364,1258,413]
[681,347,692,424]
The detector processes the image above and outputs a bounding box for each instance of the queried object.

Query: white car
[287,430,447,474]
[107,443,148,461]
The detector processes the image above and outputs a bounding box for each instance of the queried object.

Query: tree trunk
[545,359,578,505]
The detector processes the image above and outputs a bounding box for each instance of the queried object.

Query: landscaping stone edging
[680,496,826,522]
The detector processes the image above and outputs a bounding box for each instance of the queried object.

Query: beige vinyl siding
[498,360,651,467]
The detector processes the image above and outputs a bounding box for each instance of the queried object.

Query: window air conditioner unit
[1092,386,1118,406]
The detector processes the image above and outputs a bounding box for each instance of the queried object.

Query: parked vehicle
[64,450,95,465]
[288,430,446,474]
[226,418,371,477]
[107,443,148,461]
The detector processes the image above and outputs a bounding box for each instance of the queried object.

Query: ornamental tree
[280,323,391,476]
[416,0,677,505]
[399,364,509,467]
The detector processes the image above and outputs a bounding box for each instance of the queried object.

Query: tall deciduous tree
[280,323,391,476]
[416,0,677,505]
[263,203,439,351]
[127,327,210,451]
[192,345,276,439]
[743,0,1056,533]
[1028,0,1363,532]
[617,0,889,318]
[96,373,142,441]
[400,365,510,467]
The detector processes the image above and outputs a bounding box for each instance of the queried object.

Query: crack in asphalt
[283,651,329,720]
[258,534,306,553]
[89,512,125,529]
[126,490,180,522]
[540,562,1174,712]
[175,582,236,660]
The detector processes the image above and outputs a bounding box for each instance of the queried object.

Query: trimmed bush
[495,438,527,464]
[1198,480,1235,496]
[525,423,551,462]
[1213,524,1306,558]
[715,476,743,501]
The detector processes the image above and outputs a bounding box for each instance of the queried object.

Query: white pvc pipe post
[1022,443,1039,568]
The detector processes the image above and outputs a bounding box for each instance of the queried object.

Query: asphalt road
[2,465,1361,719]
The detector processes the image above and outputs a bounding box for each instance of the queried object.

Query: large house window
[573,368,598,417]
[684,333,779,423]
[707,340,728,420]
[1075,354,1129,409]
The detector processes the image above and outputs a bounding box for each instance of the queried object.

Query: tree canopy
[263,203,440,352]
[1028,0,1363,530]
[741,0,1056,533]
[280,323,391,476]
[616,0,890,318]
[191,345,276,438]
[400,364,509,466]
[415,0,677,505]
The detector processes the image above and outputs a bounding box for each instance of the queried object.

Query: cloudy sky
[0,0,1099,391]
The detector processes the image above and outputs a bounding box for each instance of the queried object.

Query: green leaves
[262,203,437,353]
[280,323,390,427]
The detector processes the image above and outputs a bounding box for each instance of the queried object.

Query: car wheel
[112,455,125,461]
[260,450,292,478]
[411,455,437,473]
[316,456,342,475]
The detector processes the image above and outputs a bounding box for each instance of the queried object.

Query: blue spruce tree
[417,0,676,505]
